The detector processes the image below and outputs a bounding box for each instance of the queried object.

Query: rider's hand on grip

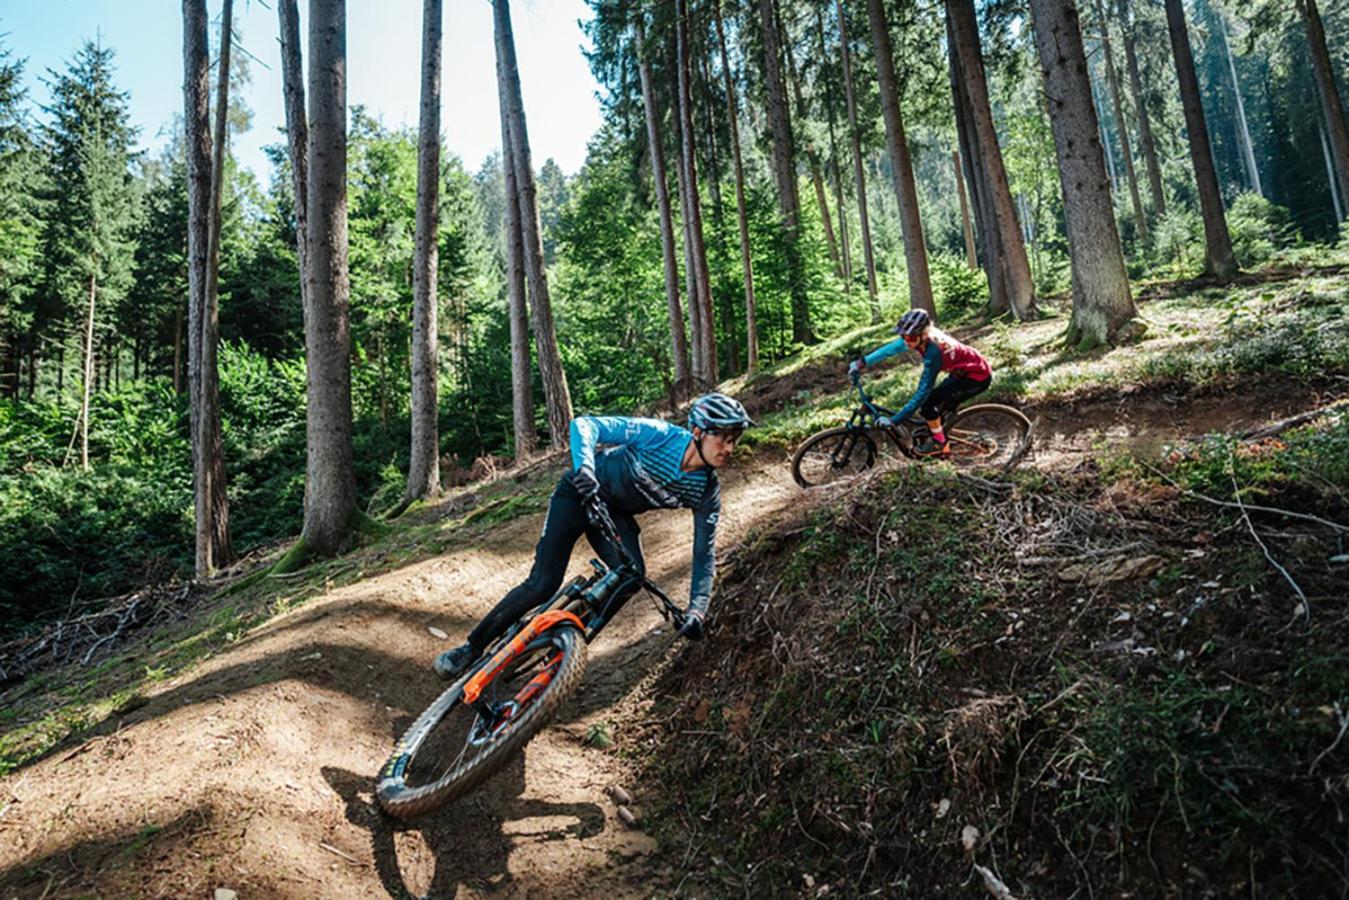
[848,357,864,384]
[677,608,705,641]
[569,465,601,502]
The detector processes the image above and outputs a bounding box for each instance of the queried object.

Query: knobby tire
[376,625,588,819]
[791,427,878,488]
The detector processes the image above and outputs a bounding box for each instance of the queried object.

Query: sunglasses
[707,428,745,444]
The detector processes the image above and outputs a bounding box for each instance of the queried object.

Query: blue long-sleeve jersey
[864,339,943,423]
[569,416,720,613]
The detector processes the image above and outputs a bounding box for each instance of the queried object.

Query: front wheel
[377,625,587,819]
[792,427,878,488]
[946,404,1033,471]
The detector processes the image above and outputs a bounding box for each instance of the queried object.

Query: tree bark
[945,0,1036,320]
[1322,123,1346,224]
[635,14,692,393]
[78,272,96,470]
[1163,0,1237,279]
[278,0,308,284]
[837,0,880,322]
[782,30,842,279]
[1298,0,1349,209]
[696,39,740,376]
[866,0,934,315]
[948,4,1008,309]
[1116,0,1165,217]
[668,39,705,385]
[505,150,535,460]
[674,0,718,385]
[201,0,234,570]
[1029,0,1136,349]
[404,0,442,506]
[954,150,976,268]
[494,0,573,446]
[1094,0,1148,242]
[183,0,213,565]
[759,0,814,344]
[714,2,759,374]
[302,0,358,556]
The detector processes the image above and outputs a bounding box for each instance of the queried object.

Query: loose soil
[1,375,1344,898]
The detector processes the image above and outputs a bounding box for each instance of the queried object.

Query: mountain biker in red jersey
[433,393,755,680]
[848,309,992,458]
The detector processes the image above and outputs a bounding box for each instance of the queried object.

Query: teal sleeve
[689,479,720,612]
[570,416,683,471]
[863,337,909,367]
[892,343,942,422]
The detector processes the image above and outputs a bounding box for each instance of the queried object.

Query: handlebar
[583,497,686,629]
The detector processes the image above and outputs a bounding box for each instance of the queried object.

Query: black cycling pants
[466,476,645,652]
[921,374,991,421]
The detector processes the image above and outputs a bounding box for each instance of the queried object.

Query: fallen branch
[1142,462,1349,534]
[1240,400,1348,441]
[318,841,364,866]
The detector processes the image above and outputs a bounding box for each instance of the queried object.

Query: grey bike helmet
[895,308,931,336]
[688,393,755,432]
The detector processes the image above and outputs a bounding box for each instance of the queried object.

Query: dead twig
[1239,400,1348,441]
[1228,456,1311,624]
[1308,703,1349,777]
[1142,461,1349,534]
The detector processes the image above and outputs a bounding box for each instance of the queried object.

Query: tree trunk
[946,0,1036,320]
[866,0,934,315]
[1298,0,1349,209]
[759,0,814,344]
[674,0,718,385]
[404,0,442,507]
[278,0,308,287]
[838,0,880,322]
[1217,10,1261,197]
[635,14,692,393]
[1322,123,1346,224]
[201,0,234,570]
[495,0,573,446]
[1094,0,1148,242]
[697,38,740,377]
[816,7,852,294]
[1029,0,1136,349]
[948,4,1008,310]
[953,150,977,269]
[183,0,213,565]
[1164,0,1237,279]
[302,0,358,556]
[77,272,96,470]
[1116,0,1166,216]
[669,44,705,385]
[714,2,759,374]
[782,30,842,279]
[498,44,535,460]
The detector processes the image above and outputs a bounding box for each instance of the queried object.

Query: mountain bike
[791,374,1032,488]
[376,510,686,819]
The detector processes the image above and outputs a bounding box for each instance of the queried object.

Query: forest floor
[1,265,1346,897]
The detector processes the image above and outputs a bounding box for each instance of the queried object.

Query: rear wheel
[377,626,587,819]
[791,427,878,488]
[945,404,1032,471]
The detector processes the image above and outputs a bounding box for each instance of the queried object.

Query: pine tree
[39,40,140,467]
[0,45,44,398]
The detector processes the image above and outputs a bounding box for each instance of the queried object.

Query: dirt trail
[0,377,1341,898]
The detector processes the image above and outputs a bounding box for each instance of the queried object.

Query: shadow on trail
[323,763,605,899]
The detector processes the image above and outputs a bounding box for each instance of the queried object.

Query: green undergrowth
[636,413,1349,896]
[0,460,559,777]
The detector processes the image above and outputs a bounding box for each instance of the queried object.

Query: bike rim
[796,430,874,486]
[946,408,1028,469]
[395,635,565,793]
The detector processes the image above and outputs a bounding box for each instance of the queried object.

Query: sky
[3,0,607,180]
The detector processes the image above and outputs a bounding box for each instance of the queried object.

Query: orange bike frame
[461,610,585,705]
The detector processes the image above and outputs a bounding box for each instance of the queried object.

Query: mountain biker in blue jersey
[848,309,992,458]
[433,393,755,680]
